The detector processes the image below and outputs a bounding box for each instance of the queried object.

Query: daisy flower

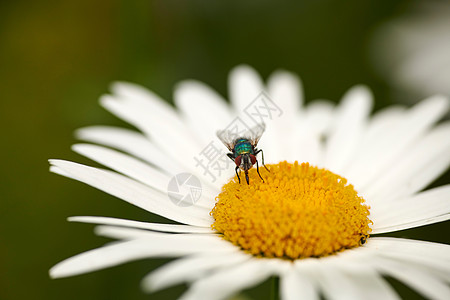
[50,65,450,300]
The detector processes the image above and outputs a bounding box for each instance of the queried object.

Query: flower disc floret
[211,161,372,259]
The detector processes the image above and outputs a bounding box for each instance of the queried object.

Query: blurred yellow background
[1,1,448,299]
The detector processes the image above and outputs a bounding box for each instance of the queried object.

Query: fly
[217,123,269,184]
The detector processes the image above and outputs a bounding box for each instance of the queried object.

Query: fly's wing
[216,129,236,152]
[243,123,266,147]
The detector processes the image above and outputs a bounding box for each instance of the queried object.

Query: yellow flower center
[211,161,372,259]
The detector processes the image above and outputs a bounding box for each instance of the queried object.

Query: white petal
[110,81,205,151]
[344,105,406,186]
[93,226,231,251]
[370,185,450,232]
[265,70,303,160]
[324,85,373,175]
[366,237,450,264]
[100,95,222,188]
[72,143,170,192]
[100,94,199,160]
[363,122,450,202]
[50,232,235,279]
[142,252,250,292]
[72,143,216,208]
[355,95,450,193]
[378,252,450,283]
[371,256,450,300]
[94,225,187,239]
[68,216,213,233]
[302,100,335,137]
[372,214,450,234]
[294,100,335,166]
[179,259,283,300]
[267,70,303,110]
[76,126,182,175]
[345,270,400,300]
[50,165,71,177]
[50,240,154,278]
[101,94,229,191]
[280,267,319,300]
[76,126,222,195]
[365,237,450,285]
[49,160,212,227]
[174,80,234,145]
[229,65,265,115]
[111,81,183,129]
[100,92,186,145]
[314,263,399,300]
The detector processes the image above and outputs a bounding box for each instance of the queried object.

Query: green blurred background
[1,1,449,299]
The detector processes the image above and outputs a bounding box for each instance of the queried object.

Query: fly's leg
[255,149,270,172]
[235,165,241,184]
[256,159,265,183]
[245,170,250,185]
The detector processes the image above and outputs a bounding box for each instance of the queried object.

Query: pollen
[211,161,372,260]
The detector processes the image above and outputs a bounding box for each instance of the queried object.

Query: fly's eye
[250,154,256,165]
[235,156,242,166]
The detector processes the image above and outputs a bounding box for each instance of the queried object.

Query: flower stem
[270,276,279,300]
